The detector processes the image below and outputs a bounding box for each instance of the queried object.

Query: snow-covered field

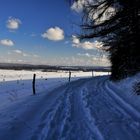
[0,69,140,140]
[0,69,107,108]
[0,69,108,82]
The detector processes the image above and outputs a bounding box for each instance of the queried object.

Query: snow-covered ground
[0,69,139,140]
[0,69,108,81]
[0,69,107,108]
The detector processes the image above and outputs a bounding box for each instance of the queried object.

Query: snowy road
[0,76,140,140]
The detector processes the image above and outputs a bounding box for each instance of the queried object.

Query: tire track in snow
[80,77,140,140]
[31,87,71,140]
[105,81,140,120]
[64,79,101,140]
[101,79,140,140]
[31,80,85,140]
[32,78,105,140]
[103,81,140,137]
[80,87,105,140]
[44,87,73,140]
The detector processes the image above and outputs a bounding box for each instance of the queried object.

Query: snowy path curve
[0,76,140,140]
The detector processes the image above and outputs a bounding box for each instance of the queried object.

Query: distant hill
[0,63,110,72]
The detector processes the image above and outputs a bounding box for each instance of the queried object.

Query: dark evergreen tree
[70,0,140,80]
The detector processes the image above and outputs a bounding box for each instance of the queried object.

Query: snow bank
[107,73,140,115]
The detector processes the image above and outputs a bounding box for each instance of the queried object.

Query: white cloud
[0,39,14,47]
[71,0,116,25]
[17,59,24,62]
[80,41,99,50]
[77,52,108,59]
[7,17,21,30]
[42,27,64,41]
[72,36,80,44]
[77,53,92,57]
[71,0,84,12]
[72,35,102,50]
[12,50,39,58]
[13,50,29,57]
[71,0,93,12]
[22,53,27,57]
[90,6,116,25]
[77,52,109,65]
[13,49,22,54]
[57,55,109,66]
[33,54,39,58]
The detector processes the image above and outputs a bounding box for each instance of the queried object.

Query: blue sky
[0,0,109,66]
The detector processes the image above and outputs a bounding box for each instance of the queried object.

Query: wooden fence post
[69,71,71,82]
[32,74,36,95]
